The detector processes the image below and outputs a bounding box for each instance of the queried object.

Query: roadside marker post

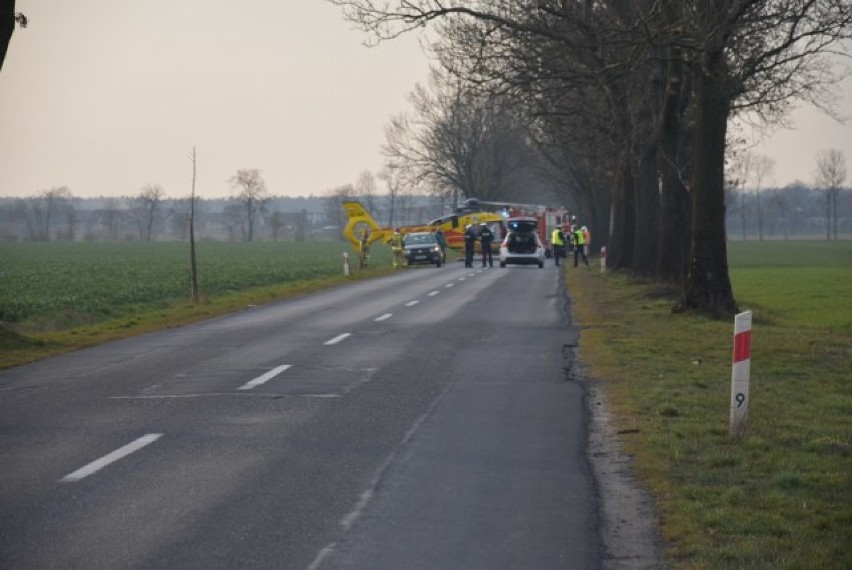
[730,310,752,439]
[600,246,607,273]
[343,252,350,276]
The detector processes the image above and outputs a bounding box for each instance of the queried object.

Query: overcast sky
[1,1,850,200]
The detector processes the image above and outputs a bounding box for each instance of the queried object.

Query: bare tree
[266,211,280,241]
[222,204,245,241]
[128,184,165,241]
[63,205,79,241]
[16,186,73,241]
[751,155,775,241]
[324,184,355,240]
[766,190,790,240]
[815,149,848,241]
[378,168,402,226]
[383,69,537,210]
[356,170,379,214]
[294,209,308,242]
[229,169,268,241]
[727,150,751,240]
[98,198,124,241]
[727,150,775,240]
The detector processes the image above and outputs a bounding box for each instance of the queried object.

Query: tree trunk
[658,161,690,284]
[591,182,612,254]
[656,54,691,284]
[832,190,838,241]
[0,0,14,73]
[825,189,831,241]
[679,56,738,317]
[632,139,660,276]
[609,156,635,271]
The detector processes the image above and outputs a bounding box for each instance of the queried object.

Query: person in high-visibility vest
[359,229,371,269]
[581,225,591,258]
[573,226,589,268]
[551,227,565,266]
[387,227,405,268]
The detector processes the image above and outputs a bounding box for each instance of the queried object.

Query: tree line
[331,0,852,316]
[0,186,313,243]
[727,148,849,241]
[0,168,452,243]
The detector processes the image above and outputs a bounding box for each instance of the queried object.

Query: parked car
[404,232,445,267]
[499,217,545,268]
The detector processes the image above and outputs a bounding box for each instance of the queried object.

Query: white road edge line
[59,433,163,483]
[324,333,351,346]
[405,300,419,307]
[238,364,292,390]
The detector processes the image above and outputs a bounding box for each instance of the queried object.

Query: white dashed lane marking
[405,301,419,307]
[374,313,393,322]
[238,364,292,390]
[428,290,439,296]
[324,333,351,346]
[59,433,163,483]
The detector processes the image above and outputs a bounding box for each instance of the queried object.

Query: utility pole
[189,146,199,304]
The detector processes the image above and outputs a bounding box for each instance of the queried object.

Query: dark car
[499,217,545,268]
[404,232,445,267]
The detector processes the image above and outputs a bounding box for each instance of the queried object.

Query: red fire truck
[494,202,572,258]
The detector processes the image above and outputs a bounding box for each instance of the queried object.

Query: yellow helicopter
[341,200,506,252]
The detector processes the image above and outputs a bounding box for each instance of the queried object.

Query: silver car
[499,217,545,268]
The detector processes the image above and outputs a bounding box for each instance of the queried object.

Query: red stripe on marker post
[733,330,752,363]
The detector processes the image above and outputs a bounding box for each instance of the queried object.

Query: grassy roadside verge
[565,247,850,568]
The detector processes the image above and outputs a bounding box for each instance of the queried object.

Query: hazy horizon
[1,1,850,201]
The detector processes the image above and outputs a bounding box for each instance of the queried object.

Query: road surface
[0,261,603,569]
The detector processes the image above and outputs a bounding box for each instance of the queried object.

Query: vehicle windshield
[405,233,436,245]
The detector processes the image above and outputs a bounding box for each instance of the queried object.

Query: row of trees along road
[332,0,852,317]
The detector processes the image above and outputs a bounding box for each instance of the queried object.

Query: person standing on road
[463,224,476,268]
[573,225,589,268]
[388,227,405,268]
[551,227,565,266]
[359,228,371,269]
[479,222,494,268]
[434,227,447,261]
[582,225,591,258]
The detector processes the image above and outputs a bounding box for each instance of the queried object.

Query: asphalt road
[0,260,602,569]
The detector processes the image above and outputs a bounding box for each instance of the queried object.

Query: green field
[568,240,851,569]
[0,240,394,366]
[728,241,852,330]
[0,241,390,330]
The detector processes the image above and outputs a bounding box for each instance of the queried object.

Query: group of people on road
[371,219,591,271]
[551,224,591,268]
[464,222,496,268]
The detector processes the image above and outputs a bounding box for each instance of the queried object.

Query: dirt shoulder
[584,375,667,569]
